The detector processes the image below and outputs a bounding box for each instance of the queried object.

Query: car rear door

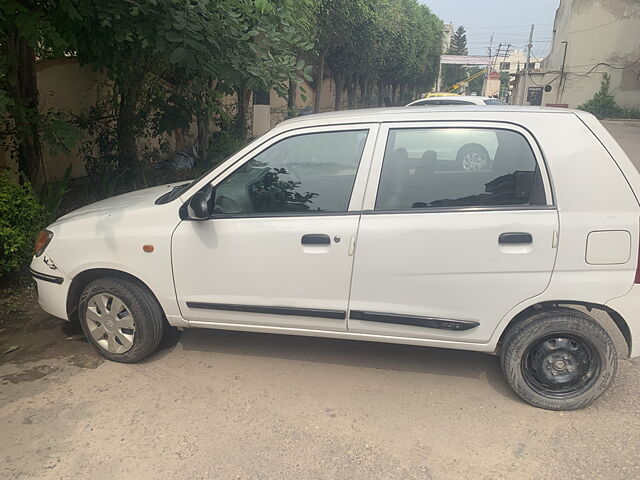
[172,124,378,332]
[347,122,559,343]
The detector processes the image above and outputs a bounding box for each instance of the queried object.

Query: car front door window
[212,130,369,216]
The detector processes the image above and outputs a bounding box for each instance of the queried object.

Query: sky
[419,0,561,59]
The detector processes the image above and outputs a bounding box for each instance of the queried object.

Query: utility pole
[481,33,494,96]
[519,24,534,105]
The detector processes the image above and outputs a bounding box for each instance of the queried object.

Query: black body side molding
[349,310,479,331]
[186,302,346,320]
[30,268,64,284]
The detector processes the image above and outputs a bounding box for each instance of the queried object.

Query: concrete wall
[517,0,640,108]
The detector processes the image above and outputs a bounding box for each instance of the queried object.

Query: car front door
[347,122,559,343]
[172,124,377,332]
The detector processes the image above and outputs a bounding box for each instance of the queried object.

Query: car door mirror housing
[187,191,210,220]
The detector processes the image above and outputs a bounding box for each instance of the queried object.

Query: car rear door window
[213,130,368,215]
[375,127,545,210]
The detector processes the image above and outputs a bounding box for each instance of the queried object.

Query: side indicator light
[143,245,155,253]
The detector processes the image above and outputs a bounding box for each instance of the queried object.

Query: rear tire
[78,277,164,363]
[500,308,617,410]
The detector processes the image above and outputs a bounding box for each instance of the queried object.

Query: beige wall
[2,58,343,183]
[518,0,640,108]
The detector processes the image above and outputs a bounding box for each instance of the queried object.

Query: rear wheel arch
[497,301,632,358]
[66,268,165,322]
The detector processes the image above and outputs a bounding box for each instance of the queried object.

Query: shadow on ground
[170,327,518,401]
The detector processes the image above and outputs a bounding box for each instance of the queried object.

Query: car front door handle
[499,232,533,244]
[301,234,331,245]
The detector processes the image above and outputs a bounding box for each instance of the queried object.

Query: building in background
[496,49,540,76]
[512,0,640,108]
[442,23,454,52]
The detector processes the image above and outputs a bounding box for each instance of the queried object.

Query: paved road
[1,121,640,480]
[603,120,640,168]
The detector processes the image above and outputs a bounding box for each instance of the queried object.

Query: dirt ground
[2,121,640,480]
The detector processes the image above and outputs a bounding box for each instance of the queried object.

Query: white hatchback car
[32,106,640,410]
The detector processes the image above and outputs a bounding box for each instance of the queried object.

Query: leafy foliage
[578,73,640,119]
[0,0,80,187]
[40,164,72,223]
[318,0,442,109]
[0,174,44,277]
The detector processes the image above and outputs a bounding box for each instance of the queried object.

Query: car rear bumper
[607,284,640,358]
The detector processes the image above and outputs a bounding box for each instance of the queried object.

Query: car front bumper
[30,254,71,321]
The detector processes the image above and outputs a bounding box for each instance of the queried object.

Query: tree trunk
[234,86,252,139]
[398,83,406,105]
[334,75,346,111]
[314,53,325,113]
[196,78,217,156]
[378,78,385,107]
[346,75,357,110]
[197,117,208,156]
[287,77,297,118]
[2,33,44,189]
[391,83,398,105]
[359,77,368,108]
[116,78,143,183]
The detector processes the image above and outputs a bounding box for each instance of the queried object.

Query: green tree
[442,25,468,90]
[0,0,79,189]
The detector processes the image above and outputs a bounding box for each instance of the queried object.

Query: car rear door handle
[301,234,331,245]
[499,232,532,244]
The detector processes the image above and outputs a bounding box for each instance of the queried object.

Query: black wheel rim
[521,333,601,398]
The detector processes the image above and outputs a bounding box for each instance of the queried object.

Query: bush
[0,174,45,277]
[578,73,640,120]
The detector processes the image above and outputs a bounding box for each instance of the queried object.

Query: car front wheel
[78,277,164,363]
[457,143,491,171]
[500,308,617,410]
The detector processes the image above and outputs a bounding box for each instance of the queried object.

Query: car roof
[276,105,577,131]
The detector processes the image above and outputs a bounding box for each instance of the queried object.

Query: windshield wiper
[155,183,190,205]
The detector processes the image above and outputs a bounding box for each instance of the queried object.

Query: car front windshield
[157,134,263,203]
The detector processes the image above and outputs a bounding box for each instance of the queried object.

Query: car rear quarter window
[375,127,545,210]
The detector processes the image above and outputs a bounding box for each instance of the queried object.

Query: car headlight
[34,229,53,257]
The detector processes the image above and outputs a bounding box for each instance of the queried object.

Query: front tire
[456,143,491,171]
[78,277,164,363]
[500,308,617,410]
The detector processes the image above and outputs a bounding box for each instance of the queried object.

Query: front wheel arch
[66,268,165,323]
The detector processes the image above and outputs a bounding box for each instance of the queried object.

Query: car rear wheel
[500,308,617,410]
[78,277,164,363]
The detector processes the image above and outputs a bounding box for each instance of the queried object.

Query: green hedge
[0,174,45,277]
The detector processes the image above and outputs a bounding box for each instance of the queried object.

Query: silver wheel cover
[85,293,136,354]
[462,151,486,171]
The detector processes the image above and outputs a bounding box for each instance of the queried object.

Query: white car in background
[406,95,505,106]
[31,106,640,410]
[406,96,507,170]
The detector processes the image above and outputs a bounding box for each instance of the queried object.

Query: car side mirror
[187,191,210,220]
